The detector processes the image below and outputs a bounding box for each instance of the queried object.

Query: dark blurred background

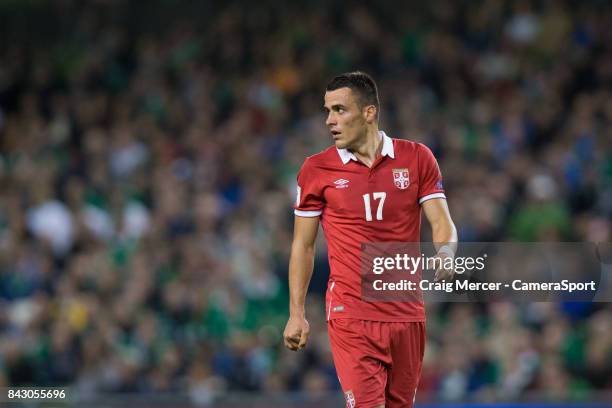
[0,0,611,406]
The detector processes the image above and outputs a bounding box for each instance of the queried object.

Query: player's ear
[364,105,377,124]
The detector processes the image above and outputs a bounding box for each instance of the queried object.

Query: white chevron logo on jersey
[334,179,350,188]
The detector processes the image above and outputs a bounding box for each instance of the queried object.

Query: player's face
[324,88,368,150]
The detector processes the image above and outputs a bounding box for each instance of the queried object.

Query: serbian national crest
[344,390,356,408]
[392,168,410,190]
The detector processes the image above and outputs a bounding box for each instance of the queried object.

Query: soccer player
[283,71,457,408]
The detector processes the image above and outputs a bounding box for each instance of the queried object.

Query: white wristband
[437,244,455,258]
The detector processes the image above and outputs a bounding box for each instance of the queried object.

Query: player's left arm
[422,198,458,282]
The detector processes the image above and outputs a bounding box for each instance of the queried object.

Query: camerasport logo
[392,168,409,189]
[344,390,356,408]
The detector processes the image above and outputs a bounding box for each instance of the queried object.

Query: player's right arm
[283,215,319,351]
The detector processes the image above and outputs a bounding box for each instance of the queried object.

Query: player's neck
[350,127,381,168]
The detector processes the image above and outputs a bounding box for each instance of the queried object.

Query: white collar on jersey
[336,130,395,165]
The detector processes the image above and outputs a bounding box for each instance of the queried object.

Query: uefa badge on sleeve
[392,168,410,190]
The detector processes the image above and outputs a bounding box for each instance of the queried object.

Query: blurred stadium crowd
[0,0,611,404]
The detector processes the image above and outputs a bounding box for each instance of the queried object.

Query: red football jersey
[294,131,445,322]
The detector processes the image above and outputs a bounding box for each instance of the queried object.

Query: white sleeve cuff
[419,192,446,204]
[294,209,322,217]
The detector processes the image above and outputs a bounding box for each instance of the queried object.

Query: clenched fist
[283,316,310,351]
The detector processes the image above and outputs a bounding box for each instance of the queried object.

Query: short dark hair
[326,71,380,113]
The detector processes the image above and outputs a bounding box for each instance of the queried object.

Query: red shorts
[328,319,426,408]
